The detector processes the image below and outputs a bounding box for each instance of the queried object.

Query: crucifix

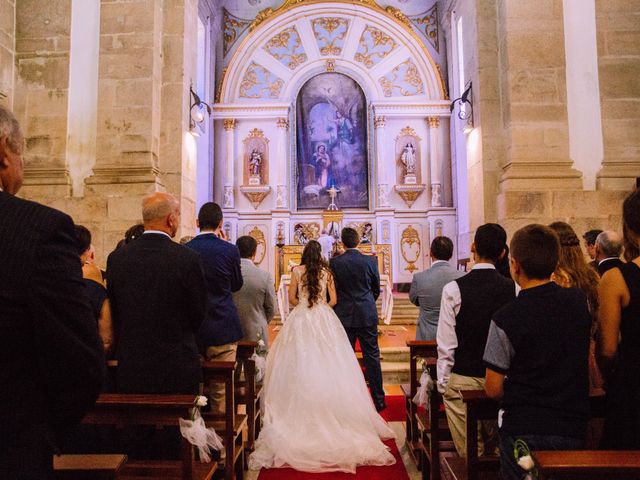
[327,185,340,211]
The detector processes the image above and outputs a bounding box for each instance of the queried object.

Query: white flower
[517,455,535,471]
[257,339,265,348]
[195,395,208,407]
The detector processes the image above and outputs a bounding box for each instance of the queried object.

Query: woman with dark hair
[598,189,640,448]
[548,221,602,394]
[249,240,395,473]
[74,225,114,356]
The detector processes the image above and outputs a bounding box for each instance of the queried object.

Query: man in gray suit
[233,236,277,347]
[410,236,464,340]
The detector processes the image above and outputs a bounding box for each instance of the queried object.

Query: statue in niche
[249,149,262,177]
[361,222,373,244]
[401,142,417,175]
[293,223,309,246]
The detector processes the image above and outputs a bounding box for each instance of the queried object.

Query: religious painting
[296,73,369,210]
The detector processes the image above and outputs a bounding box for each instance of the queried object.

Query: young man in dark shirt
[484,224,591,480]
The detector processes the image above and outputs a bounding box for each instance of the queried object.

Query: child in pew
[483,224,591,480]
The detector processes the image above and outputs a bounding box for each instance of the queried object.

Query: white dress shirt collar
[598,257,619,266]
[471,262,495,270]
[143,230,171,239]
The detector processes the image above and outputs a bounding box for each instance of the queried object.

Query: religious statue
[313,144,331,188]
[249,149,262,177]
[361,223,373,244]
[293,223,309,245]
[401,142,416,175]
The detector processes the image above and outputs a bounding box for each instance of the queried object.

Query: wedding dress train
[248,269,395,473]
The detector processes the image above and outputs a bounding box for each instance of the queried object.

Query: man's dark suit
[185,233,244,348]
[598,257,624,276]
[0,191,104,480]
[330,249,385,408]
[107,233,207,394]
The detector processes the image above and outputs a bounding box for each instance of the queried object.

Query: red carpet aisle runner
[257,439,409,479]
[379,395,405,423]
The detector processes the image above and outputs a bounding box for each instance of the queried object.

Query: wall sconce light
[189,84,211,137]
[450,82,474,134]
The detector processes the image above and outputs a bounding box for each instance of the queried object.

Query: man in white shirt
[436,223,516,457]
[318,229,335,262]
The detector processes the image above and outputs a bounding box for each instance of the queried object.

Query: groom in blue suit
[330,227,385,411]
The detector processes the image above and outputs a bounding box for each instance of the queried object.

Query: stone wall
[13,0,200,266]
[443,0,633,243]
[595,0,640,190]
[0,0,15,108]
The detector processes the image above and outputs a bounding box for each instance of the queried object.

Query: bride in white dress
[248,240,395,473]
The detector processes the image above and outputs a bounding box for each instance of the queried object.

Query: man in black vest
[436,223,516,457]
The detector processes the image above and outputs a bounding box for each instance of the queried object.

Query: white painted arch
[219,1,447,104]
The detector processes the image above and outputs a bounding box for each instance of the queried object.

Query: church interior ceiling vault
[218,0,445,103]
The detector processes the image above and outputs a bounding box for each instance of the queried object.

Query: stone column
[223,118,236,209]
[427,116,442,206]
[14,0,73,194]
[594,0,640,190]
[374,116,390,208]
[276,117,289,209]
[0,0,15,109]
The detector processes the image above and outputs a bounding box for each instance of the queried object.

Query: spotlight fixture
[189,84,211,136]
[450,82,474,133]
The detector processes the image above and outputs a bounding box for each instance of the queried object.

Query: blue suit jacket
[330,249,380,328]
[186,234,244,348]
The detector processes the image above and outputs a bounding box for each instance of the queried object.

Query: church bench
[81,393,218,480]
[440,390,500,480]
[235,341,263,458]
[532,451,640,480]
[54,453,127,479]
[401,340,440,469]
[201,359,246,480]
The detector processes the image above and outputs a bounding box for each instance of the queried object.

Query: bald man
[595,230,624,276]
[107,192,207,394]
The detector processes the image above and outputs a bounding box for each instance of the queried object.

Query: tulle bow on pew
[179,396,223,463]
[412,368,434,408]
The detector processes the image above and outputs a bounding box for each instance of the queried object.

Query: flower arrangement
[179,395,223,463]
[513,439,537,479]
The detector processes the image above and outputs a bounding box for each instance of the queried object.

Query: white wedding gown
[248,268,396,473]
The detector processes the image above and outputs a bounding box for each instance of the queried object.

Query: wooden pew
[441,390,500,480]
[235,341,263,458]
[201,360,246,480]
[82,394,217,480]
[532,451,640,480]
[54,454,127,480]
[415,355,455,480]
[401,340,440,468]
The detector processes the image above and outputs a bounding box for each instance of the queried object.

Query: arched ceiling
[218,0,445,103]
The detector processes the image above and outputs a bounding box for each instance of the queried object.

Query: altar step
[273,295,420,326]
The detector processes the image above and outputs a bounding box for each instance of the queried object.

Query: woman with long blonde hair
[549,221,602,394]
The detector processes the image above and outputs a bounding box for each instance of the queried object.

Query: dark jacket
[597,257,624,276]
[0,191,104,480]
[186,233,244,347]
[107,233,207,393]
[330,249,380,328]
